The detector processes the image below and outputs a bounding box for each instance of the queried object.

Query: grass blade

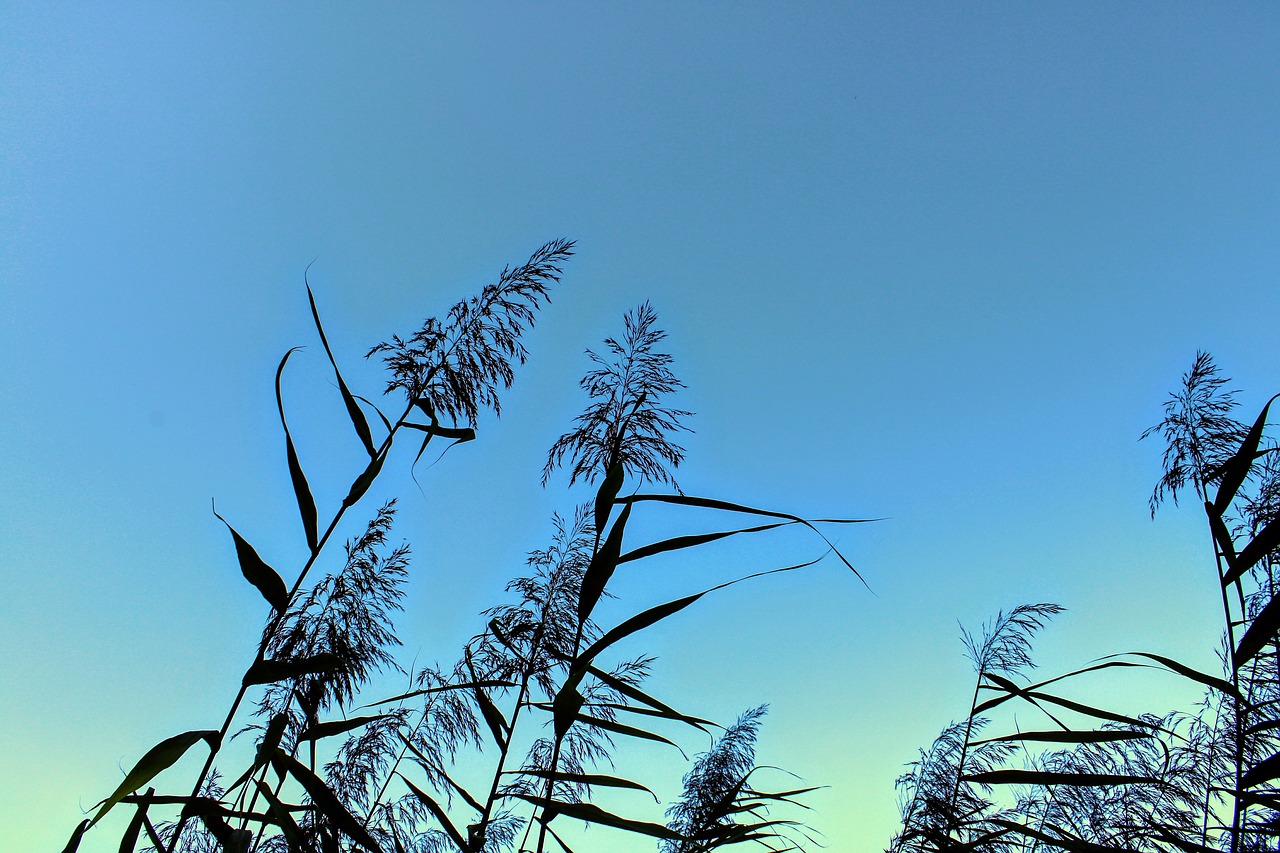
[307,282,377,458]
[503,769,658,801]
[399,774,468,852]
[510,794,683,841]
[276,348,318,552]
[271,749,382,852]
[578,501,632,623]
[1211,394,1279,514]
[212,507,289,615]
[616,493,874,589]
[90,730,219,826]
[298,714,388,743]
[243,653,346,686]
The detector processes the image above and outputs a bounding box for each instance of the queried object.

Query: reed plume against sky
[3,5,1280,851]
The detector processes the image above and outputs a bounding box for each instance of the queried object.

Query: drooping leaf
[511,794,683,841]
[213,508,289,615]
[298,714,388,743]
[574,713,684,754]
[578,501,632,623]
[255,780,307,853]
[617,521,791,564]
[615,492,874,588]
[465,649,509,750]
[579,558,823,665]
[270,749,382,852]
[90,730,220,826]
[964,769,1160,787]
[504,769,658,800]
[398,774,468,852]
[988,818,1143,853]
[970,729,1150,747]
[397,734,484,813]
[308,282,377,457]
[276,348,319,552]
[586,664,710,731]
[1106,651,1241,700]
[979,673,1161,731]
[243,653,346,686]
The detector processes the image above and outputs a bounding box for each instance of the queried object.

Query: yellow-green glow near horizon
[3,5,1280,852]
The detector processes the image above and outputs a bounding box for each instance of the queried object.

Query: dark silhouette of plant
[662,706,817,853]
[65,242,862,853]
[543,301,691,489]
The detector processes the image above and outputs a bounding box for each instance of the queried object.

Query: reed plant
[63,242,862,853]
[888,351,1280,853]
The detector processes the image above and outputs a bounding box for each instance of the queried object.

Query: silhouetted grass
[64,243,857,853]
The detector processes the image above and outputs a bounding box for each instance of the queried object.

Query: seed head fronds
[370,238,574,425]
[544,301,692,488]
[1141,351,1245,516]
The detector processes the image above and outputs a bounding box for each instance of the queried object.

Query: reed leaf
[307,281,377,458]
[513,794,684,841]
[90,731,219,827]
[213,508,289,615]
[270,749,383,852]
[275,347,319,552]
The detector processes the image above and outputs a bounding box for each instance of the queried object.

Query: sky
[3,4,1280,852]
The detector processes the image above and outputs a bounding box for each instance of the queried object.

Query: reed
[887,351,1280,853]
[63,243,861,853]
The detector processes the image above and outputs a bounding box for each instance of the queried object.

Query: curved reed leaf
[512,794,683,841]
[1104,652,1242,700]
[1211,394,1279,514]
[504,769,659,800]
[577,501,632,624]
[298,713,388,743]
[61,820,90,853]
[586,665,711,731]
[1233,594,1280,672]
[1241,750,1280,788]
[342,449,387,508]
[275,348,318,552]
[968,729,1151,746]
[90,730,219,826]
[212,508,289,615]
[307,282,377,458]
[579,557,823,666]
[615,493,873,588]
[242,653,346,686]
[963,769,1160,786]
[617,521,791,564]
[574,713,685,753]
[398,774,467,852]
[270,749,382,852]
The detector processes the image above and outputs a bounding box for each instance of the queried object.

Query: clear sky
[3,4,1280,852]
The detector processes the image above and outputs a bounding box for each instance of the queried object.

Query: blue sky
[4,4,1280,851]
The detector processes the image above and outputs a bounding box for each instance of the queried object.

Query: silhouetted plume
[370,238,574,426]
[543,300,692,489]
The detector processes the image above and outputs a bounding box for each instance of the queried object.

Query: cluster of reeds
[888,351,1280,853]
[64,241,861,853]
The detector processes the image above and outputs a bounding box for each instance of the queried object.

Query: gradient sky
[4,5,1280,851]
